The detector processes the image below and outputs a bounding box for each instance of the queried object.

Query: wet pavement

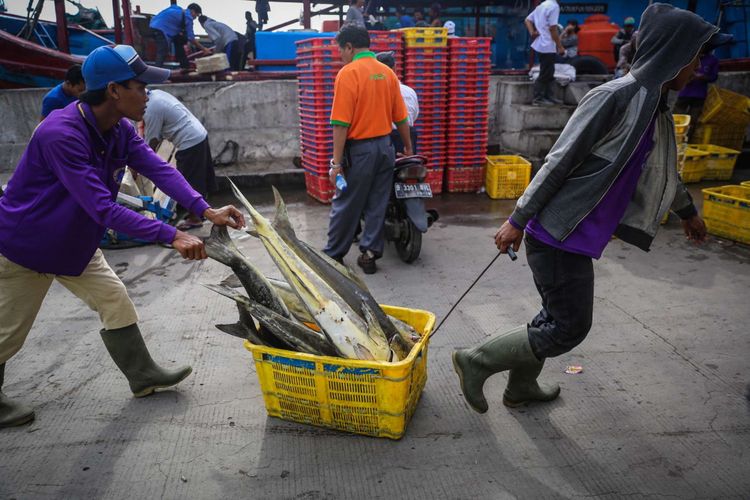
[1,180,750,499]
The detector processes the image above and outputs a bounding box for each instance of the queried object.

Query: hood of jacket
[630,3,718,88]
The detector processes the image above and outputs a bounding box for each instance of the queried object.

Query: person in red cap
[0,45,245,428]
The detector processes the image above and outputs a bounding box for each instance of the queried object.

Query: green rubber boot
[452,325,558,413]
[503,358,560,408]
[0,363,35,428]
[100,324,192,398]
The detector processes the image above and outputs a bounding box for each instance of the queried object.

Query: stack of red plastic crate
[296,37,343,203]
[445,37,492,192]
[369,31,404,79]
[402,28,449,194]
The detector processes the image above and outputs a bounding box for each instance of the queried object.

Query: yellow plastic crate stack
[690,144,741,181]
[244,305,436,439]
[677,145,709,183]
[673,114,690,145]
[701,185,750,245]
[484,155,531,199]
[400,27,448,48]
[693,85,750,151]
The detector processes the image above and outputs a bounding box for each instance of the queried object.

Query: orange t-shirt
[330,51,409,140]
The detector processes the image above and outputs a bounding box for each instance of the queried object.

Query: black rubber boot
[100,324,192,398]
[0,363,35,428]
[452,325,559,413]
[503,359,560,408]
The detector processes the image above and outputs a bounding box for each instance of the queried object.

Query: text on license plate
[394,183,432,199]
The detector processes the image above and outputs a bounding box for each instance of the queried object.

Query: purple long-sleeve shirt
[0,101,210,276]
[519,117,657,259]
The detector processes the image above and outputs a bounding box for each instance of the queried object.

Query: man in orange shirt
[324,25,413,274]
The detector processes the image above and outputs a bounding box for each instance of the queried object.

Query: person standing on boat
[41,64,86,119]
[149,2,208,69]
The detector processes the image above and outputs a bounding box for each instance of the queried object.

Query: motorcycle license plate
[394,182,432,199]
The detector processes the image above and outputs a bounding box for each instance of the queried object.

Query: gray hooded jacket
[510,4,718,252]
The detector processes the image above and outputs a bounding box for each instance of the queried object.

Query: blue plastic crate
[257,32,336,71]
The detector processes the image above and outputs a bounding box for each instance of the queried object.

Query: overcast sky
[5,0,326,33]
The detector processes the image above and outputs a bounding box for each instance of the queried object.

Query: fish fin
[228,178,264,223]
[215,322,251,340]
[353,343,376,361]
[245,229,260,239]
[220,273,243,289]
[203,283,246,302]
[271,186,296,236]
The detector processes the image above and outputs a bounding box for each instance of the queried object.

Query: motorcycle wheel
[395,220,422,263]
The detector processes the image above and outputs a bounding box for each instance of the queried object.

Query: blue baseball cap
[83,45,170,91]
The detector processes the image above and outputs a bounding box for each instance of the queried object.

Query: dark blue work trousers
[323,135,394,260]
[524,234,594,359]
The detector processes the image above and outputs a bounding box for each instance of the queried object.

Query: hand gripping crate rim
[244,306,435,439]
[701,185,750,245]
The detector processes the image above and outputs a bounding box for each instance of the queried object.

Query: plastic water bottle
[335,173,348,192]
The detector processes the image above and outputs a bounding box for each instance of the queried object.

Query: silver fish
[205,224,290,318]
[269,187,401,348]
[205,284,340,356]
[228,180,391,360]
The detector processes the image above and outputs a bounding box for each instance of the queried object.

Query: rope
[432,247,516,335]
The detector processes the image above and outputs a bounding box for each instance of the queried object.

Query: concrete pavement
[1,183,749,499]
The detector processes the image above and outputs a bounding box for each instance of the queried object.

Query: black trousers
[152,29,189,69]
[533,52,557,100]
[524,234,594,359]
[174,137,217,200]
[389,127,418,155]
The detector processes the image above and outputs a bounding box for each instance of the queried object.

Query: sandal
[176,220,204,231]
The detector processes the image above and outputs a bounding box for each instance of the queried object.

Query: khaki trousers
[0,250,139,364]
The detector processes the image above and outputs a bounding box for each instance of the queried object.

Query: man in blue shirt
[397,6,414,28]
[149,2,208,69]
[41,64,85,119]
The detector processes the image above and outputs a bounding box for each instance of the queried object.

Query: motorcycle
[383,155,439,263]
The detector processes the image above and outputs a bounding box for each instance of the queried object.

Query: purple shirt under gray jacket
[0,102,210,276]
[519,117,657,259]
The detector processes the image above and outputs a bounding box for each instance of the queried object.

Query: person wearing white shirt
[525,0,565,106]
[345,0,366,27]
[376,51,419,152]
[144,89,216,229]
[198,16,243,71]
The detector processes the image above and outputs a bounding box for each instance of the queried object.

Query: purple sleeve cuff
[157,223,178,244]
[508,217,524,231]
[189,198,211,219]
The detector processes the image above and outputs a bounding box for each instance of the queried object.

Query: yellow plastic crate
[673,114,691,136]
[677,145,709,183]
[692,123,746,151]
[742,181,750,187]
[244,305,436,439]
[690,144,740,181]
[401,27,448,47]
[702,185,750,244]
[485,155,532,199]
[699,85,750,126]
